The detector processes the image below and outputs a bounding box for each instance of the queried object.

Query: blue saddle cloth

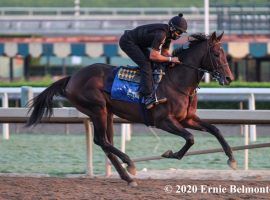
[105,66,141,103]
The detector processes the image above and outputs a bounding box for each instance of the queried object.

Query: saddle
[108,64,165,103]
[118,66,140,83]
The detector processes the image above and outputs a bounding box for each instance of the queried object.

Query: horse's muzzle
[225,76,233,84]
[218,75,233,86]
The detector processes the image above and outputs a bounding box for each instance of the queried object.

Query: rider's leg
[119,38,167,109]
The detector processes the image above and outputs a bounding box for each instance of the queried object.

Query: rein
[180,63,208,74]
[179,40,228,83]
[166,63,201,98]
[181,61,222,83]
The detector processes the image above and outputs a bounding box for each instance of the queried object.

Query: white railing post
[244,125,249,170]
[125,124,131,141]
[105,158,112,177]
[20,86,33,107]
[121,124,126,153]
[2,93,9,140]
[74,0,80,17]
[248,93,256,142]
[204,0,210,83]
[239,101,244,136]
[84,119,93,176]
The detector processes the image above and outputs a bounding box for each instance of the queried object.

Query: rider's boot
[140,64,167,109]
[143,93,167,109]
[143,94,156,109]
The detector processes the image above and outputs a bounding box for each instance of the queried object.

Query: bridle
[179,39,229,84]
[166,38,230,97]
[205,41,229,83]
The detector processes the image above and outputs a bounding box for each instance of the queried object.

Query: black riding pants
[119,32,153,96]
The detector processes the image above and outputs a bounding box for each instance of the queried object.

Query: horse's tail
[26,76,71,127]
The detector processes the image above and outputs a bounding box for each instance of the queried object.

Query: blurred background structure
[0,0,269,82]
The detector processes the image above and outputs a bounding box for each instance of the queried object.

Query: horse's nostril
[226,77,232,83]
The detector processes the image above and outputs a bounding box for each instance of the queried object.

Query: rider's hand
[171,57,181,64]
[169,63,176,68]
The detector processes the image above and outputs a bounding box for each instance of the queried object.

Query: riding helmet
[169,13,188,33]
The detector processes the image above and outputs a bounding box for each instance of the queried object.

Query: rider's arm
[150,49,180,63]
[161,38,172,57]
[150,31,180,63]
[161,48,171,57]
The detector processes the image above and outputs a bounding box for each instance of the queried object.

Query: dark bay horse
[27,32,236,186]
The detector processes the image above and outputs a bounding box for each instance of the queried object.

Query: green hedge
[1,80,270,88]
[199,81,270,88]
[0,77,53,87]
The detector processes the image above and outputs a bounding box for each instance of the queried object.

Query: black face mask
[171,31,182,40]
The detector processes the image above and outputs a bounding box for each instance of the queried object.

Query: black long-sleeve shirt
[126,23,171,51]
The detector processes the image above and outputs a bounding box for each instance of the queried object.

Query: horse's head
[206,32,234,85]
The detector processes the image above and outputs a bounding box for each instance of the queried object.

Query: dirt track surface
[0,177,269,200]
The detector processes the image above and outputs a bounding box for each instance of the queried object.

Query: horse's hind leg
[81,105,136,185]
[182,117,237,170]
[86,105,136,176]
[104,112,137,186]
[67,89,136,182]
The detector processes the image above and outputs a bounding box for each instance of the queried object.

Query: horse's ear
[217,31,224,41]
[210,31,217,42]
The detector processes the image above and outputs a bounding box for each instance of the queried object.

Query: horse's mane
[172,33,209,56]
[188,33,208,44]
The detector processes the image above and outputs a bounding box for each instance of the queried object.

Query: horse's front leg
[182,117,237,170]
[156,116,195,160]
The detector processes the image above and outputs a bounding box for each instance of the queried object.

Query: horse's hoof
[227,159,237,170]
[162,150,173,158]
[128,181,138,187]
[126,165,137,176]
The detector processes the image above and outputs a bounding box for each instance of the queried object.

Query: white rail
[198,88,270,142]
[1,87,270,99]
[0,108,270,123]
[2,87,270,141]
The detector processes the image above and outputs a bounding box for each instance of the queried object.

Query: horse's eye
[214,53,219,57]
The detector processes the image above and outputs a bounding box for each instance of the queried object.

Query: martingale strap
[117,67,141,83]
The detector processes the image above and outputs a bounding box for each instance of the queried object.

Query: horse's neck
[166,65,201,94]
[166,42,206,94]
